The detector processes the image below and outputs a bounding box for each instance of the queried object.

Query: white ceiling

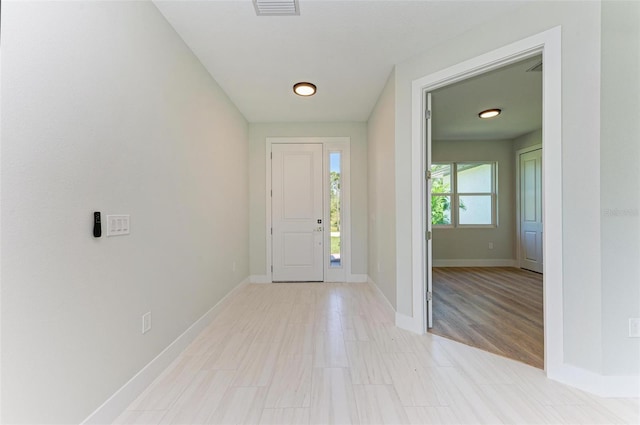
[154,0,527,123]
[432,55,542,140]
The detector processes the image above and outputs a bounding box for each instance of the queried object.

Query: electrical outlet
[377,263,381,273]
[488,242,494,249]
[142,312,151,334]
[232,261,236,272]
[629,318,640,338]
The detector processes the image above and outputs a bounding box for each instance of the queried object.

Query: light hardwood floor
[114,283,639,425]
[431,267,544,369]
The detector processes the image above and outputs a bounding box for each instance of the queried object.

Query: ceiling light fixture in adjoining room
[478,108,502,119]
[293,82,316,97]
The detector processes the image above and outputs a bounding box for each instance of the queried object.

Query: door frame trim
[265,137,351,283]
[408,26,563,377]
[515,144,542,270]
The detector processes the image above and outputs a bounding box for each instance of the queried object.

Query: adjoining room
[427,56,545,368]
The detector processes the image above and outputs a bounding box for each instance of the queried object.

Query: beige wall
[513,128,542,151]
[249,122,368,277]
[432,139,516,263]
[600,1,640,375]
[367,71,397,308]
[1,2,249,423]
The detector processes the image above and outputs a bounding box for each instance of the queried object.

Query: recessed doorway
[409,25,563,382]
[424,54,546,368]
[265,137,352,283]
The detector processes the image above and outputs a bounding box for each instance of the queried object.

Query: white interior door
[519,148,543,273]
[272,143,324,281]
[426,92,434,329]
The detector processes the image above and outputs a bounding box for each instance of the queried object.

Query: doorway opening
[271,143,324,282]
[425,56,544,368]
[410,27,563,375]
[265,137,351,283]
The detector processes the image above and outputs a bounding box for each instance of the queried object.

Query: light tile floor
[114,283,640,425]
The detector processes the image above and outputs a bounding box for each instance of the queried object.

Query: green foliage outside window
[431,178,451,225]
[330,171,340,232]
[431,177,466,225]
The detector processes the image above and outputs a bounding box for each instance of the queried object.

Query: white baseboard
[395,312,423,334]
[548,363,640,398]
[363,275,423,335]
[367,276,396,313]
[249,274,270,284]
[432,259,518,267]
[367,278,425,335]
[375,275,639,398]
[395,310,639,397]
[81,277,250,425]
[347,273,368,283]
[251,274,367,283]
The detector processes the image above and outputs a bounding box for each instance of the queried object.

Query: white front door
[272,143,324,281]
[519,148,543,273]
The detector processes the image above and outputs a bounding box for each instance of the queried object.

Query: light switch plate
[107,215,130,236]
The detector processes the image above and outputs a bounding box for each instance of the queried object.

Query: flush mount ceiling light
[478,108,502,119]
[293,82,316,97]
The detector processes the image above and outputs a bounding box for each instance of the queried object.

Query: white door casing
[271,143,324,281]
[412,28,562,377]
[425,92,434,329]
[265,137,352,284]
[519,148,543,273]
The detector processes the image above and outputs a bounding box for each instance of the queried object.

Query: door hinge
[425,230,432,240]
[270,190,272,197]
[270,152,273,159]
[425,170,431,180]
[426,109,432,120]
[271,265,273,272]
[427,291,432,302]
[270,227,273,235]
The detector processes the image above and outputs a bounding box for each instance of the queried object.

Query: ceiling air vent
[253,0,299,16]
[526,61,543,72]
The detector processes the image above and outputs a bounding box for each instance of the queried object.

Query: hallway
[115,283,637,424]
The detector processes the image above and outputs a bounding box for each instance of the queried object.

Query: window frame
[328,151,342,269]
[431,161,497,228]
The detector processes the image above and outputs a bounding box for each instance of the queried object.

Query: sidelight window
[329,152,341,267]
